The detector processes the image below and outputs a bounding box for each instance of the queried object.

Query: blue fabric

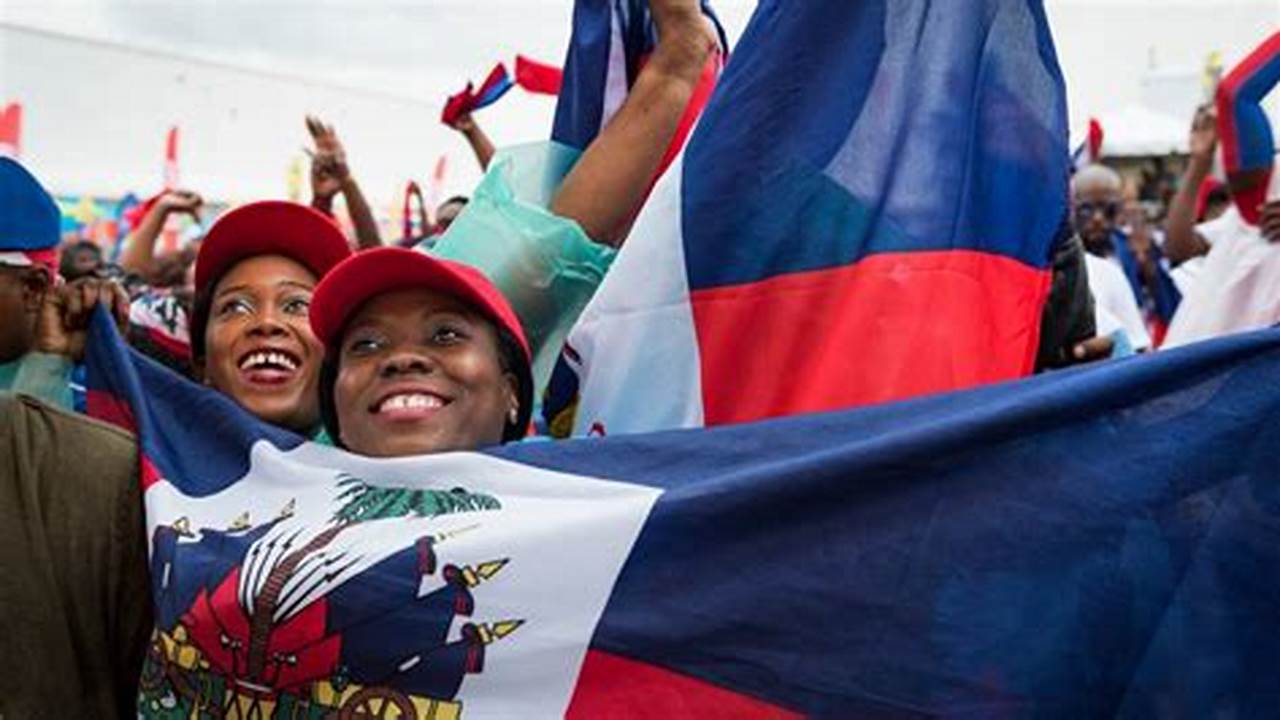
[87,305,1280,715]
[502,327,1280,717]
[680,0,1068,289]
[1111,230,1182,325]
[0,158,60,253]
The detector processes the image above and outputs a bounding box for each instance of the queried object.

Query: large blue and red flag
[86,305,1280,717]
[545,0,1070,437]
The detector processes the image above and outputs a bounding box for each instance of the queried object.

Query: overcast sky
[2,0,1277,201]
[4,1,1277,118]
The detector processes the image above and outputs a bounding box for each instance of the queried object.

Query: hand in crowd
[1072,335,1115,364]
[1188,104,1218,165]
[35,277,129,362]
[648,0,718,82]
[448,112,477,134]
[306,115,351,202]
[1260,199,1280,244]
[157,189,203,220]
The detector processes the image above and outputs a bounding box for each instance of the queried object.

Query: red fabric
[310,247,530,360]
[1087,118,1104,162]
[691,251,1052,426]
[0,102,21,156]
[516,55,564,95]
[1195,177,1224,222]
[85,389,164,492]
[183,569,342,690]
[195,201,352,292]
[567,650,801,719]
[1216,31,1280,225]
[164,126,179,189]
[122,192,163,231]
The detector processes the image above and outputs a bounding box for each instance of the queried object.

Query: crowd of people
[2,0,1278,714]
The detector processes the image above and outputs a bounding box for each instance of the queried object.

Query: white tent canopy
[1073,104,1190,158]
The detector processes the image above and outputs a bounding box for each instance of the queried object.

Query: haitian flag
[85,304,1280,717]
[546,0,1069,437]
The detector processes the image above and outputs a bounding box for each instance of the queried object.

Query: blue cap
[0,158,60,267]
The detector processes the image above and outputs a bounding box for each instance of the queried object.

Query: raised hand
[35,277,130,362]
[448,112,477,133]
[306,115,351,201]
[158,189,203,219]
[1188,105,1218,164]
[648,0,718,83]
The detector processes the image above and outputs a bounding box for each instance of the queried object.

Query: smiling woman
[189,201,352,435]
[310,246,533,457]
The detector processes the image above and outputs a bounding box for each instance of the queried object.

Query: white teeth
[239,351,299,371]
[379,393,444,413]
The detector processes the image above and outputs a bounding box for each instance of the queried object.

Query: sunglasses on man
[1074,201,1121,222]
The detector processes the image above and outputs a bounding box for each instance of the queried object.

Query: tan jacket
[0,394,152,719]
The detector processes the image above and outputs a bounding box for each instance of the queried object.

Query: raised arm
[118,190,201,277]
[1163,106,1216,265]
[549,0,716,246]
[448,112,496,171]
[307,115,383,249]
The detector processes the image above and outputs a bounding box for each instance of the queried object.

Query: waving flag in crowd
[550,0,727,174]
[85,300,1280,717]
[1164,31,1280,348]
[546,0,1070,437]
[441,63,516,127]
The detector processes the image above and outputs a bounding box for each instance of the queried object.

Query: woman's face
[201,254,323,433]
[333,287,518,458]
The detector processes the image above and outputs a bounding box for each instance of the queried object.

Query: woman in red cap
[310,246,532,456]
[190,200,351,435]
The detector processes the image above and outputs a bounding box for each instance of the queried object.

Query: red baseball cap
[195,201,352,292]
[310,246,530,361]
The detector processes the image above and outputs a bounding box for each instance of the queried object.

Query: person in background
[0,158,129,407]
[1071,165,1153,352]
[306,115,383,250]
[58,239,105,281]
[434,195,469,235]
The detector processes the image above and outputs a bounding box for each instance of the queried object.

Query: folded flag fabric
[85,304,1280,718]
[1217,30,1280,225]
[546,0,1069,438]
[441,63,515,126]
[515,55,564,96]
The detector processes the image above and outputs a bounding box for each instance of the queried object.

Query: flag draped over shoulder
[86,304,1280,717]
[547,0,1069,437]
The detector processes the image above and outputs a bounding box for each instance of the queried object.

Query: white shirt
[1164,208,1280,348]
[1170,205,1244,295]
[1085,252,1152,351]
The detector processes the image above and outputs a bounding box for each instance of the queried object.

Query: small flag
[515,55,564,95]
[441,63,514,126]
